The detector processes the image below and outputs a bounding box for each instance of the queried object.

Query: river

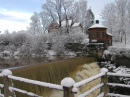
[0,55,76,71]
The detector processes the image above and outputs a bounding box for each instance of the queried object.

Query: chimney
[96,20,99,24]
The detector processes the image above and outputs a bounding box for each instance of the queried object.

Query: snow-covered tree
[101,3,117,35]
[29,12,42,34]
[39,11,51,33]
[85,8,95,33]
[78,0,88,26]
[101,0,129,43]
[4,29,10,34]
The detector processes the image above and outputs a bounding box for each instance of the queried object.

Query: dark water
[0,57,45,69]
[0,56,75,70]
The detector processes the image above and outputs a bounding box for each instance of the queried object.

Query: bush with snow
[102,46,130,60]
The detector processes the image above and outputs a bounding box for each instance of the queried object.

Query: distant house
[88,20,113,47]
[48,20,83,34]
[48,22,59,34]
[71,22,83,33]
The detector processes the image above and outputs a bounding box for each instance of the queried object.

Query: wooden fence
[0,68,130,97]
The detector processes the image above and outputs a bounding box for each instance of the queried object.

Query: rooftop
[89,24,107,29]
[72,22,81,27]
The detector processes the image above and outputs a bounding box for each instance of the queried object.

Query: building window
[100,32,102,38]
[93,33,96,38]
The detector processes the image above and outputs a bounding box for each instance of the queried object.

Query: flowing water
[0,57,98,97]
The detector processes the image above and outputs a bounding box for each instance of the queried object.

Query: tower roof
[89,24,107,29]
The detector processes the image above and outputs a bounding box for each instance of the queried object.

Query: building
[48,22,59,33]
[71,22,83,33]
[88,20,113,47]
[48,20,83,34]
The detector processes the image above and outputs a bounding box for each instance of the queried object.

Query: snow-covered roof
[72,22,80,27]
[61,20,73,26]
[107,32,113,36]
[89,24,107,29]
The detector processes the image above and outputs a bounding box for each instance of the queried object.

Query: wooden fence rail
[0,68,130,97]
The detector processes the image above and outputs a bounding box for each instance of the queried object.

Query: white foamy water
[50,62,101,97]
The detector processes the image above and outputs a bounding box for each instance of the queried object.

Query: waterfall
[50,62,101,97]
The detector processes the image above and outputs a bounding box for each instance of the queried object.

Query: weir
[1,65,130,97]
[0,56,130,97]
[2,57,96,97]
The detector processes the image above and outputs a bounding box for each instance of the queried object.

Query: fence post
[2,69,15,97]
[61,77,75,97]
[100,68,109,97]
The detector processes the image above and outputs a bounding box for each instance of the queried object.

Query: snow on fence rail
[107,93,130,97]
[0,68,130,97]
[107,72,130,97]
[8,75,63,90]
[78,83,104,97]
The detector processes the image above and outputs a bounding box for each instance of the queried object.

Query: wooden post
[61,77,75,97]
[63,86,74,97]
[101,68,109,97]
[2,69,15,97]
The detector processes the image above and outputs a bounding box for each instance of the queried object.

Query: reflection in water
[0,55,76,70]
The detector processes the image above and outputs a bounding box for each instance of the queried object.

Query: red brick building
[88,20,112,47]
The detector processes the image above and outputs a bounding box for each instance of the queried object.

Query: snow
[67,52,76,56]
[113,66,130,74]
[47,50,56,56]
[78,83,104,97]
[103,45,130,59]
[89,43,104,45]
[0,94,4,97]
[8,75,63,90]
[72,87,78,93]
[100,68,108,73]
[107,93,130,97]
[0,84,4,88]
[1,51,10,54]
[61,20,72,26]
[106,32,113,36]
[72,22,80,27]
[61,77,75,87]
[1,69,12,76]
[107,72,130,77]
[0,73,3,77]
[13,51,20,56]
[89,24,107,29]
[9,87,39,97]
[74,71,105,88]
[107,83,130,88]
[113,41,130,49]
[0,51,11,57]
[97,92,104,97]
[81,39,89,44]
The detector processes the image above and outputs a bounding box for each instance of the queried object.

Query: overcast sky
[0,0,114,33]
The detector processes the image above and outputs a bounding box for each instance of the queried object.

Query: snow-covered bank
[104,46,130,58]
[102,42,130,68]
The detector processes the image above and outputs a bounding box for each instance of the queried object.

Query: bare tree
[39,11,52,33]
[101,0,129,43]
[85,8,94,33]
[29,12,42,34]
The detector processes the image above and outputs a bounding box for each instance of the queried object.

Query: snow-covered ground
[113,41,130,49]
[112,33,130,49]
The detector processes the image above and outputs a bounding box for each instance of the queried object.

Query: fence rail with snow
[0,68,130,97]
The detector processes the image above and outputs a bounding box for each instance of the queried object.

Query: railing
[0,68,130,97]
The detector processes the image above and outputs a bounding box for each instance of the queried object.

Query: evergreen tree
[85,8,95,34]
